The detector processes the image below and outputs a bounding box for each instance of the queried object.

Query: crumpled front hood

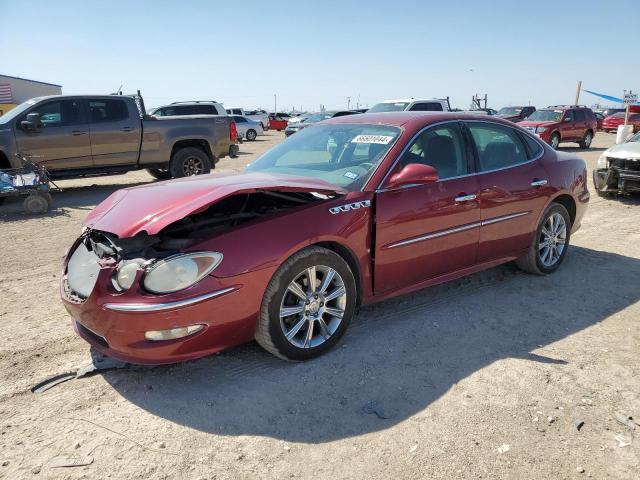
[604,141,640,160]
[84,172,346,238]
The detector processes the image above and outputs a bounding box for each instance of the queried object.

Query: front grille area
[608,157,640,172]
[76,322,109,349]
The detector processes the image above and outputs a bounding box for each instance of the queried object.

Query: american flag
[0,84,13,104]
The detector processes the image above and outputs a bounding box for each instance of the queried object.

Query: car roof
[376,98,444,104]
[322,111,508,127]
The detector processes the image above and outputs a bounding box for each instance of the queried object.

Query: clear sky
[1,0,638,112]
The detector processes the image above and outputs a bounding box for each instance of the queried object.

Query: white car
[231,115,264,141]
[367,98,450,113]
[594,131,640,195]
[227,108,270,131]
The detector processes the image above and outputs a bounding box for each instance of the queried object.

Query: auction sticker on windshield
[351,134,394,144]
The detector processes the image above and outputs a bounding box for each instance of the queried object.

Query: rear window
[89,99,128,123]
[408,102,443,112]
[521,133,544,158]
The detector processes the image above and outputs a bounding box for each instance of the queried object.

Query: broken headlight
[114,259,146,291]
[597,154,608,169]
[143,252,223,294]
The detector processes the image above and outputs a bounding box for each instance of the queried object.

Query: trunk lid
[84,172,346,238]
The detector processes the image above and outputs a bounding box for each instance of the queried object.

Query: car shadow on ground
[557,146,607,154]
[0,180,153,220]
[104,246,640,444]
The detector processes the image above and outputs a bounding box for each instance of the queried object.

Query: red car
[268,113,290,131]
[601,112,640,133]
[519,105,597,149]
[61,112,589,364]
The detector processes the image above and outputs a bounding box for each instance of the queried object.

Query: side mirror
[21,112,42,132]
[386,163,439,189]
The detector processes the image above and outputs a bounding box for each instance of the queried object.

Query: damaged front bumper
[593,158,640,194]
[60,254,275,365]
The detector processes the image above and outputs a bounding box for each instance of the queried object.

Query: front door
[88,98,141,167]
[465,121,551,262]
[375,122,480,294]
[14,98,91,171]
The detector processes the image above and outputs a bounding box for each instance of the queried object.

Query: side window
[521,133,544,159]
[574,110,585,122]
[195,105,216,115]
[468,123,528,171]
[233,109,242,115]
[398,123,468,179]
[563,111,574,122]
[27,100,81,127]
[234,116,246,123]
[88,99,128,123]
[409,102,443,112]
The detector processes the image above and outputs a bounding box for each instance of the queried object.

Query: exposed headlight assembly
[143,252,223,294]
[597,154,608,169]
[114,259,146,291]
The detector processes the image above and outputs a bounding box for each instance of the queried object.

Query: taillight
[229,121,237,142]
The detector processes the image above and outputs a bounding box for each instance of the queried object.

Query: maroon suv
[519,106,597,149]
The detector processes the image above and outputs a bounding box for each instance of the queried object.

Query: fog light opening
[145,324,205,341]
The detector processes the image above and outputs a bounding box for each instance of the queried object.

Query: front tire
[549,132,560,150]
[255,246,357,361]
[146,168,172,180]
[169,147,212,178]
[579,130,593,149]
[515,203,571,275]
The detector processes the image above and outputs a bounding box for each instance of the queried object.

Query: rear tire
[246,129,257,141]
[255,246,357,361]
[146,168,172,180]
[23,193,51,214]
[579,130,593,149]
[549,133,560,150]
[169,147,212,178]
[516,203,571,275]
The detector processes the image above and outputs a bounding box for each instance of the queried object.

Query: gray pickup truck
[0,93,238,180]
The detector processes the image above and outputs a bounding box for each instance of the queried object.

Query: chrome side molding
[104,287,237,312]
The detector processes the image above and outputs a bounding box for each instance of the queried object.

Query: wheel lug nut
[305,300,310,305]
[314,294,318,299]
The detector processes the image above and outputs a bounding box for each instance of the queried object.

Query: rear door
[14,98,92,171]
[465,121,551,262]
[374,121,480,294]
[88,98,141,167]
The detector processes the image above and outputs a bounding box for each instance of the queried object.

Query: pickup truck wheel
[579,130,593,149]
[146,168,172,180]
[246,129,257,141]
[170,148,212,178]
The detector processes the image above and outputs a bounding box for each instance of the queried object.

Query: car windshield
[629,132,640,143]
[302,113,333,123]
[0,99,39,124]
[246,123,401,191]
[497,107,522,115]
[367,102,410,113]
[527,110,563,122]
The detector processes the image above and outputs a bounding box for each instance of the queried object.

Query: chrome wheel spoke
[306,266,317,293]
[318,268,336,294]
[303,320,314,348]
[317,317,331,339]
[324,306,344,319]
[324,285,346,302]
[287,281,307,300]
[280,305,304,318]
[285,317,306,341]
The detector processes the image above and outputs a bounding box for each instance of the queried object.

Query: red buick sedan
[61,112,589,364]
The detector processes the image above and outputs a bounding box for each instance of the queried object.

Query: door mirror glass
[386,163,438,189]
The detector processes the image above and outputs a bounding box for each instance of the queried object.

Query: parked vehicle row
[284,110,360,136]
[0,94,238,180]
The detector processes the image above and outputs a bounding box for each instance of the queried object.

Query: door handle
[70,130,87,136]
[454,194,477,203]
[120,127,134,132]
[531,179,548,187]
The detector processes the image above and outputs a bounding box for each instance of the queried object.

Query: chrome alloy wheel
[538,212,567,267]
[279,265,347,349]
[183,156,204,176]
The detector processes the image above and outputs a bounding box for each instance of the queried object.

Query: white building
[0,74,63,116]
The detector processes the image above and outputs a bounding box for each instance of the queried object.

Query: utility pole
[574,81,582,105]
[347,96,351,110]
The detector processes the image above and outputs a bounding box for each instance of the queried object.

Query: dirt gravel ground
[0,131,638,479]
